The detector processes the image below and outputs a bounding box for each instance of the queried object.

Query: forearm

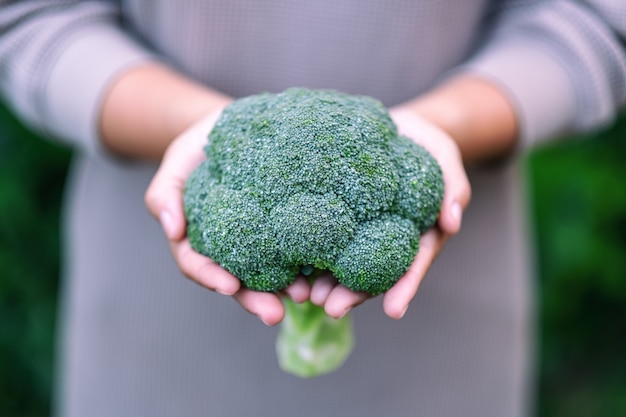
[100,65,516,162]
[99,62,231,160]
[395,74,519,164]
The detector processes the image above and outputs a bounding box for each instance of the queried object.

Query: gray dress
[1,1,625,416]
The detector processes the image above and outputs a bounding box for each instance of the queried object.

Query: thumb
[145,110,224,241]
[438,197,464,236]
[145,170,188,241]
[436,145,471,236]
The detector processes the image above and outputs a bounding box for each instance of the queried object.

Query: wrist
[99,62,231,160]
[163,79,231,142]
[394,75,519,163]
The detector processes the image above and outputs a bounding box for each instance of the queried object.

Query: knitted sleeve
[0,1,156,155]
[461,0,626,145]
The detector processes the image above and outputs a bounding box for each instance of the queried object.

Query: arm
[365,75,515,318]
[398,0,626,164]
[459,0,626,146]
[0,1,292,325]
[318,0,626,319]
[402,0,626,163]
[394,75,518,164]
[0,1,156,154]
[99,63,230,160]
[313,78,497,319]
[96,47,305,326]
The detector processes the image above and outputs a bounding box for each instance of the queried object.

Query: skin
[101,61,516,326]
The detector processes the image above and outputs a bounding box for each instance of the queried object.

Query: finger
[145,113,221,239]
[309,273,338,306]
[233,289,285,326]
[171,239,240,295]
[155,110,222,189]
[438,166,471,235]
[145,142,205,240]
[324,285,368,319]
[437,146,471,236]
[394,111,471,236]
[438,197,464,236]
[144,177,193,242]
[383,229,446,319]
[283,276,311,303]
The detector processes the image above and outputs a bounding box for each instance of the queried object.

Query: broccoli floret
[183,88,444,377]
[333,213,420,295]
[184,88,443,296]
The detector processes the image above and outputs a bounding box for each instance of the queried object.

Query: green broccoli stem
[276,298,354,378]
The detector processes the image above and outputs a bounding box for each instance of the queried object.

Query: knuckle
[144,186,156,210]
[144,180,162,214]
[464,181,472,205]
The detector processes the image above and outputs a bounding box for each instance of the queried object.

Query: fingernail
[451,202,462,225]
[337,308,350,319]
[159,210,176,239]
[398,305,409,319]
[260,317,272,326]
[216,287,236,296]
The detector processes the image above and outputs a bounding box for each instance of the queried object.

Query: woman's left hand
[311,105,472,319]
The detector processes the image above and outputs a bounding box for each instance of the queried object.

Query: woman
[0,1,624,416]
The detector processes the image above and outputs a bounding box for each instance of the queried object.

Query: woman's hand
[144,108,308,326]
[383,107,471,317]
[98,63,320,326]
[311,106,471,319]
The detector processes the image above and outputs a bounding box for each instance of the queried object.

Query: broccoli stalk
[276,299,354,378]
[183,88,444,377]
[276,267,354,378]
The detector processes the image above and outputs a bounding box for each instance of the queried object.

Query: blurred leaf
[528,113,626,417]
[0,102,71,417]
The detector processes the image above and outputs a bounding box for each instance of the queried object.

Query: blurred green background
[1,102,625,417]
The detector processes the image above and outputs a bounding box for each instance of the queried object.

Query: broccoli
[183,88,444,377]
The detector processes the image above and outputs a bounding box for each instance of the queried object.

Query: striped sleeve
[461,0,626,145]
[0,1,156,155]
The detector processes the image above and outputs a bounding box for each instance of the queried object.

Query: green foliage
[527,113,626,417]
[184,88,444,295]
[0,104,71,417]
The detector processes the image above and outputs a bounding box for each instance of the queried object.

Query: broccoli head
[183,88,444,295]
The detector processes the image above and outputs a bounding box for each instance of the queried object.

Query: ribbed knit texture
[0,1,624,416]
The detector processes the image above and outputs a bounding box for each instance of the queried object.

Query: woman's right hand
[96,62,308,325]
[144,108,309,326]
